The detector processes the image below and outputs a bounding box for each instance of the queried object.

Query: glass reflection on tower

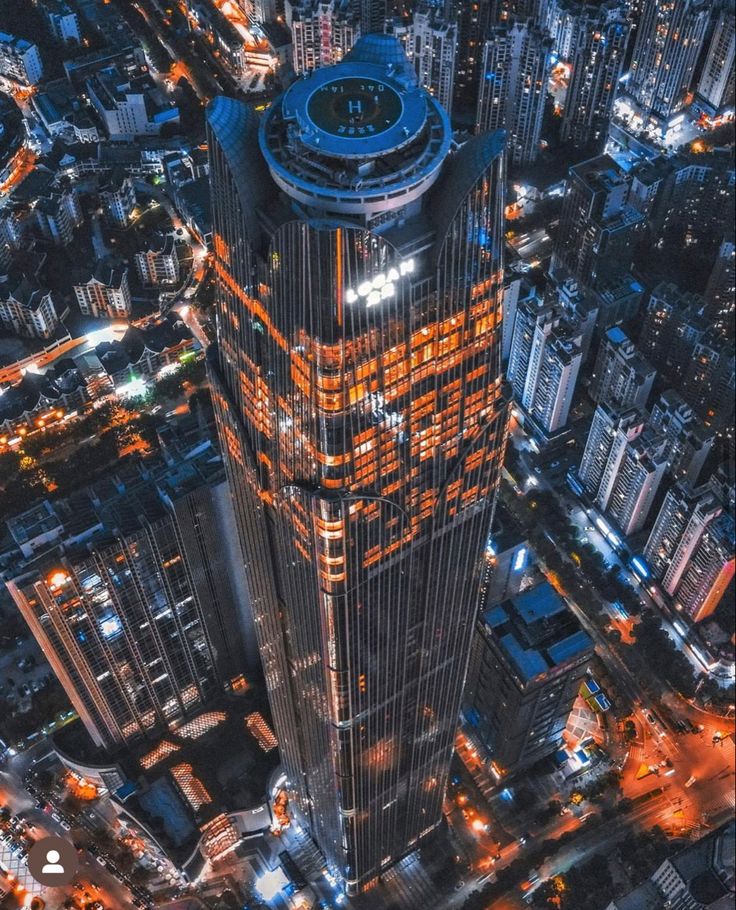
[206,35,509,894]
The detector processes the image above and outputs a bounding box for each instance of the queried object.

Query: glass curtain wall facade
[206,35,509,894]
[7,515,221,751]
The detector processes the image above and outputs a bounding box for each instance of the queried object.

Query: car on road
[454,881,465,892]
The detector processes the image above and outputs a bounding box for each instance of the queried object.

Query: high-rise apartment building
[580,405,668,536]
[453,0,494,115]
[579,405,642,499]
[0,213,23,271]
[547,0,584,58]
[649,390,714,486]
[552,156,645,290]
[638,282,707,380]
[6,468,250,751]
[476,20,552,166]
[99,171,137,227]
[406,4,457,113]
[356,0,387,34]
[589,326,655,413]
[553,277,599,363]
[590,273,645,330]
[683,327,735,438]
[674,514,735,622]
[704,239,735,339]
[647,151,735,250]
[558,1,630,151]
[646,480,735,622]
[206,35,509,893]
[696,1,735,114]
[493,0,552,26]
[502,277,537,363]
[645,482,722,591]
[463,581,593,774]
[507,297,582,435]
[605,431,668,536]
[286,0,359,74]
[627,0,709,129]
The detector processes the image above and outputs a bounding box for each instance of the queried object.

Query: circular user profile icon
[27,835,79,887]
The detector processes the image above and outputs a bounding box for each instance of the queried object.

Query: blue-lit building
[464,581,593,775]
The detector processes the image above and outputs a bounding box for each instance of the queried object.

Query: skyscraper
[645,481,735,622]
[406,3,457,113]
[453,0,494,116]
[552,155,645,290]
[507,297,582,435]
[476,20,552,166]
[206,35,509,893]
[626,0,709,129]
[579,406,667,536]
[704,240,735,340]
[589,326,656,413]
[696,1,735,115]
[558,0,630,151]
[649,390,714,486]
[6,470,249,751]
[286,0,360,74]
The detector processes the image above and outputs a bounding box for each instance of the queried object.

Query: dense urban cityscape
[0,1,734,909]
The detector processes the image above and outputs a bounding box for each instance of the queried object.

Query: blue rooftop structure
[482,581,593,684]
[484,604,509,628]
[343,34,416,80]
[548,630,594,665]
[510,582,566,625]
[500,633,549,682]
[606,326,628,344]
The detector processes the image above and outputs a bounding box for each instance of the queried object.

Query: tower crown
[259,36,451,217]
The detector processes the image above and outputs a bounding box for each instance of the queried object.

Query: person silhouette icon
[41,849,65,874]
[29,836,78,886]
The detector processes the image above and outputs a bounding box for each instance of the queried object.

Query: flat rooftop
[482,582,593,684]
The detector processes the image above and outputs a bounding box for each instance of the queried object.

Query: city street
[434,424,736,907]
[506,417,733,686]
[1,756,140,909]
